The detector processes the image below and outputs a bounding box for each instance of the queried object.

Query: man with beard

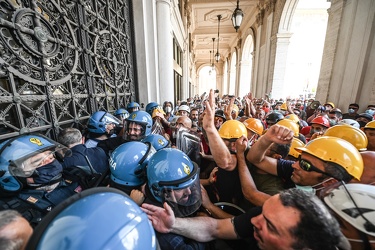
[97,110,152,155]
[142,188,347,250]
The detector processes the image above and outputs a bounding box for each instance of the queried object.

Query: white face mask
[165,107,172,113]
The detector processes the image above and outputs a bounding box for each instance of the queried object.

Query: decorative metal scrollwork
[0,0,136,141]
[1,0,78,85]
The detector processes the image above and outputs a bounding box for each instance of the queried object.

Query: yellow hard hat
[285,114,300,125]
[324,125,368,151]
[151,108,166,119]
[276,119,299,136]
[295,136,363,180]
[324,102,335,108]
[364,120,375,129]
[243,118,264,136]
[288,138,305,159]
[218,120,247,139]
[280,102,288,111]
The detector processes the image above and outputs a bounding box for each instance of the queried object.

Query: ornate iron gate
[0,0,137,141]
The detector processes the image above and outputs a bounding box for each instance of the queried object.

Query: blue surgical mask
[365,109,375,116]
[295,185,316,194]
[348,108,355,114]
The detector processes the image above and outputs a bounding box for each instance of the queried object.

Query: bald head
[176,116,192,129]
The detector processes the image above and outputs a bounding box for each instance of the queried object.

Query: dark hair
[163,101,174,110]
[279,189,343,250]
[324,162,353,183]
[349,103,359,108]
[271,143,291,159]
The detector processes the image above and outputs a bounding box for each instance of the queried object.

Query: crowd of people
[0,89,375,249]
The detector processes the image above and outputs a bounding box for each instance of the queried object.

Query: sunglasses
[298,156,335,178]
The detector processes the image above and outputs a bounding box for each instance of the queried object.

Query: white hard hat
[178,105,190,113]
[338,119,360,129]
[323,183,375,237]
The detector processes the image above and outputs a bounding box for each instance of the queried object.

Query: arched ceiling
[188,0,259,66]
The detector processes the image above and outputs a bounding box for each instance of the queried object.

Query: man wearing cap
[214,110,226,130]
[178,105,190,117]
[324,102,335,112]
[356,113,374,129]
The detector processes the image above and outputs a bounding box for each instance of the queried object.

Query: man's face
[214,117,224,129]
[310,124,327,135]
[348,105,359,114]
[176,117,190,130]
[190,111,199,121]
[365,129,375,149]
[223,138,236,152]
[22,150,55,175]
[172,187,192,205]
[105,123,116,134]
[291,153,327,186]
[179,110,189,117]
[328,111,339,122]
[128,107,139,113]
[256,110,265,120]
[251,194,299,250]
[127,122,143,141]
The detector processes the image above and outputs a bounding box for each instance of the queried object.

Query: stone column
[270,32,292,99]
[156,0,174,103]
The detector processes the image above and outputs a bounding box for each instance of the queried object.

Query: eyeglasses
[298,156,335,178]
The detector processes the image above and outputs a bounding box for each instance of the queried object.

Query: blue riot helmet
[145,102,160,116]
[127,102,140,113]
[87,111,121,135]
[109,141,156,194]
[124,111,153,141]
[114,108,129,122]
[147,148,201,218]
[142,134,170,151]
[0,134,69,196]
[26,187,157,250]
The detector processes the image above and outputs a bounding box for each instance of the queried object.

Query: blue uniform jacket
[62,144,109,174]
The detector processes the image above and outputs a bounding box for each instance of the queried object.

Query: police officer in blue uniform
[26,187,158,250]
[0,134,80,227]
[97,110,153,155]
[85,111,121,148]
[58,128,109,175]
[144,148,205,250]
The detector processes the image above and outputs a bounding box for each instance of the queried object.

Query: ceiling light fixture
[211,37,215,71]
[215,15,221,62]
[232,0,244,32]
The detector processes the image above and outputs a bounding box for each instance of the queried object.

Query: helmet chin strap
[312,177,335,192]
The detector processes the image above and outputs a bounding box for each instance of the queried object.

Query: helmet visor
[9,144,70,177]
[161,173,202,218]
